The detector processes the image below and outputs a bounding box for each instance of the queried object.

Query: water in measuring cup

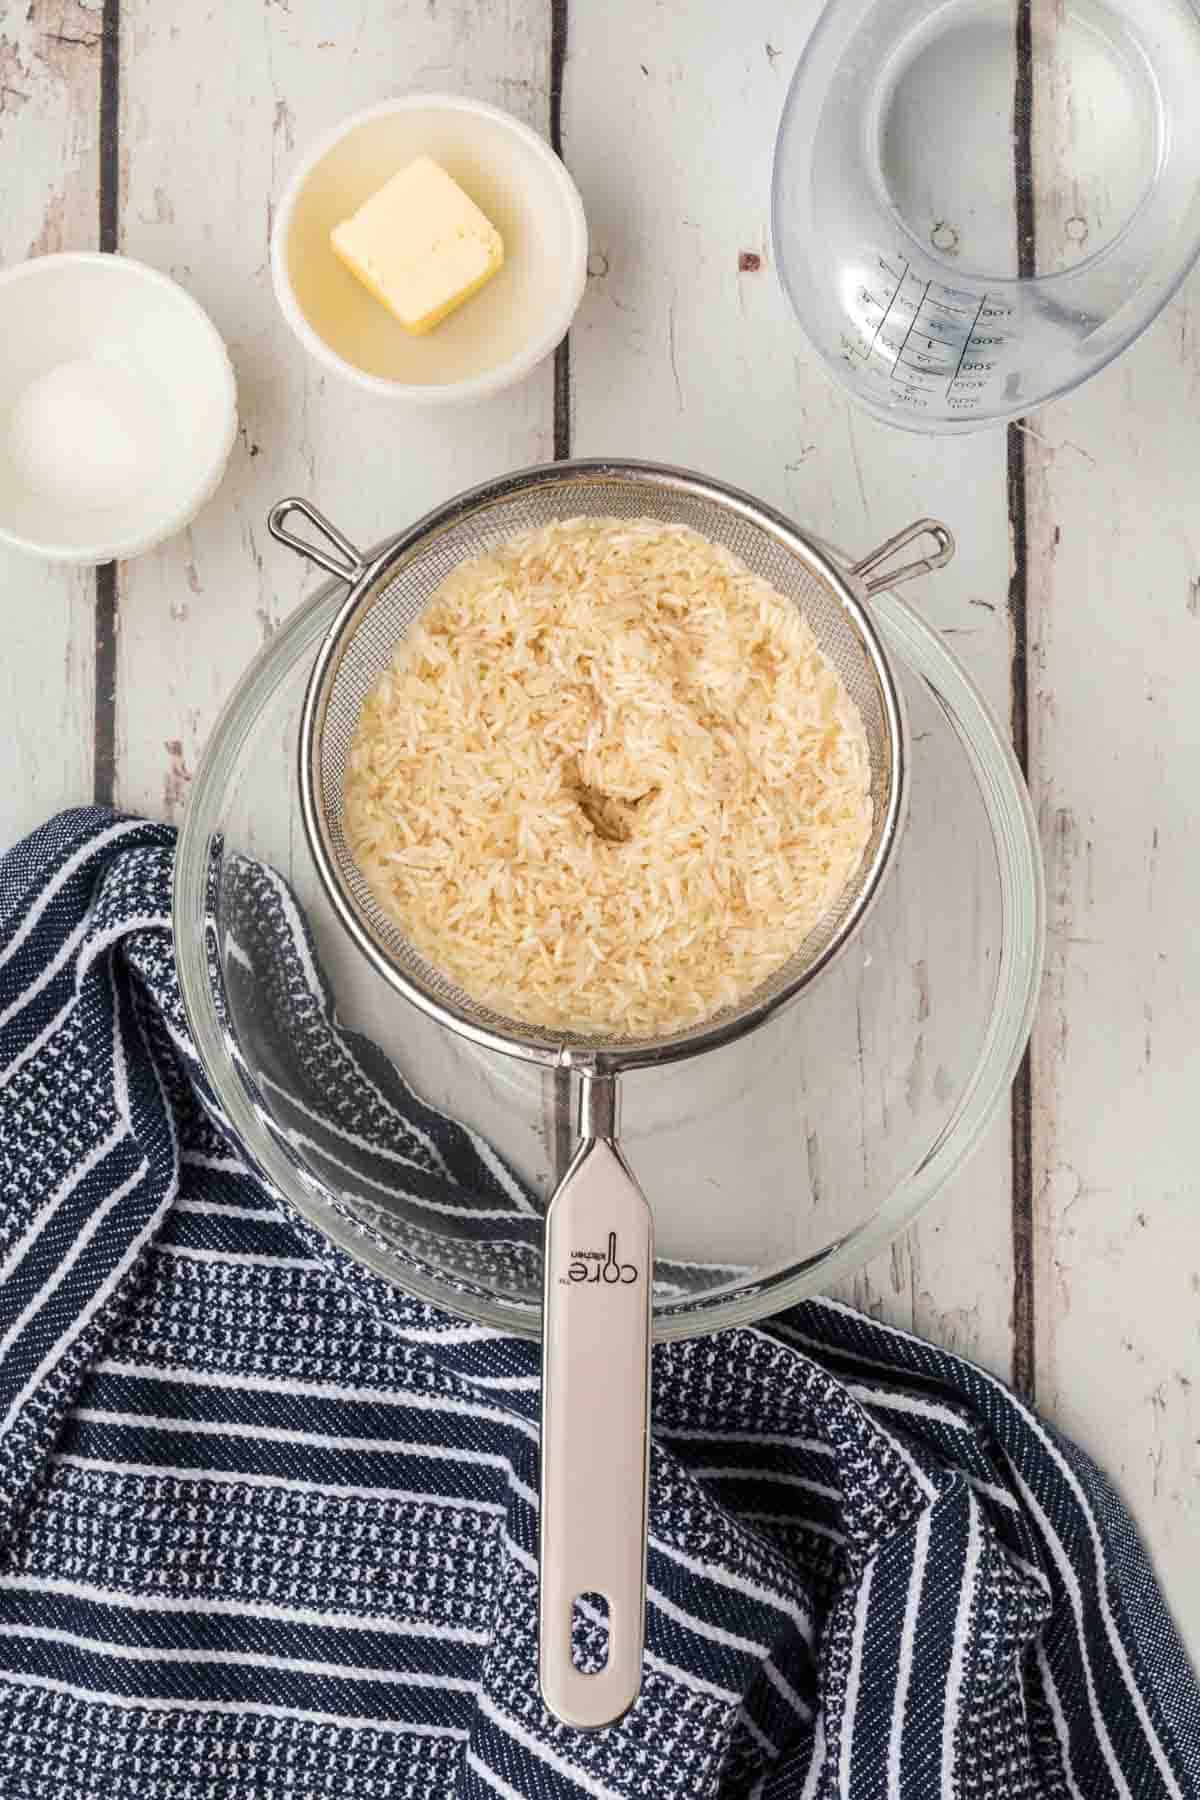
[841,0,1166,419]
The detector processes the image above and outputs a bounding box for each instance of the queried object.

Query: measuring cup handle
[267,498,366,584]
[850,519,956,594]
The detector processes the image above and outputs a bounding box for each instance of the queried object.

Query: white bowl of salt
[0,253,237,564]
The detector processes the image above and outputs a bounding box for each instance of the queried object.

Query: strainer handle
[267,498,366,584]
[539,1076,652,1729]
[850,519,955,594]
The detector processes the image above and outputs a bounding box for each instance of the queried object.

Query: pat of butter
[330,156,504,336]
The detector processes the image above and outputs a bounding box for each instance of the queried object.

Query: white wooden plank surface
[1020,24,1200,1660]
[114,0,555,823]
[1024,286,1200,1661]
[112,0,563,1184]
[565,0,1018,1377]
[0,1,99,847]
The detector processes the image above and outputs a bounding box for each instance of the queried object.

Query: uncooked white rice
[343,517,873,1036]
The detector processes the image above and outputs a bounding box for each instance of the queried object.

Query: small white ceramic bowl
[271,95,588,404]
[0,253,237,565]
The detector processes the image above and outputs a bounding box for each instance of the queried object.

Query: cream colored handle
[539,1132,653,1729]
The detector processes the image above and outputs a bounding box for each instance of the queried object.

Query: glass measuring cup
[773,0,1200,431]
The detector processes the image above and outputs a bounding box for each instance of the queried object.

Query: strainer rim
[296,457,908,1072]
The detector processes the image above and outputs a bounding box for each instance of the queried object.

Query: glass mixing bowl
[773,0,1200,431]
[174,548,1043,1340]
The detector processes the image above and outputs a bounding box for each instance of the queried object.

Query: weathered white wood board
[0,1,99,847]
[1025,283,1200,1660]
[565,0,1018,1378]
[114,0,555,824]
[1021,19,1200,1658]
[112,0,565,1182]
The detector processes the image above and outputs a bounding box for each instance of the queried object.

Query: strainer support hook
[268,497,366,584]
[851,518,955,594]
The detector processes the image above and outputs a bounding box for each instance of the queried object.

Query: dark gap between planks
[1008,0,1037,1402]
[1008,421,1035,1403]
[94,0,121,808]
[550,0,572,469]
[549,0,576,1179]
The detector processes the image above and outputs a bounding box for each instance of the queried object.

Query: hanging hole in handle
[850,519,956,595]
[571,1592,611,1674]
[266,497,365,585]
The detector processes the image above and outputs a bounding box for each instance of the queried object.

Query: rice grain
[344,517,873,1036]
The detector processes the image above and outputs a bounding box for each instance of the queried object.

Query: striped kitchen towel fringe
[0,807,1196,1798]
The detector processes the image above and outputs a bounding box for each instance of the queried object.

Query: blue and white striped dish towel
[0,808,1196,1799]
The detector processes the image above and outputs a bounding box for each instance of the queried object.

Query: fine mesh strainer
[268,459,954,1728]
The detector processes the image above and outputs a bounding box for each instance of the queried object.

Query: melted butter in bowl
[272,94,587,403]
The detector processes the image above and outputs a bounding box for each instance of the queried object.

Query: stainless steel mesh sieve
[269,459,954,1729]
[270,460,953,1073]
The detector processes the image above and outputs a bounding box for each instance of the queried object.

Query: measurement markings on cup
[846,251,1013,415]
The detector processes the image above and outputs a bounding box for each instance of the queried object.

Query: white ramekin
[0,252,237,565]
[271,94,588,406]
